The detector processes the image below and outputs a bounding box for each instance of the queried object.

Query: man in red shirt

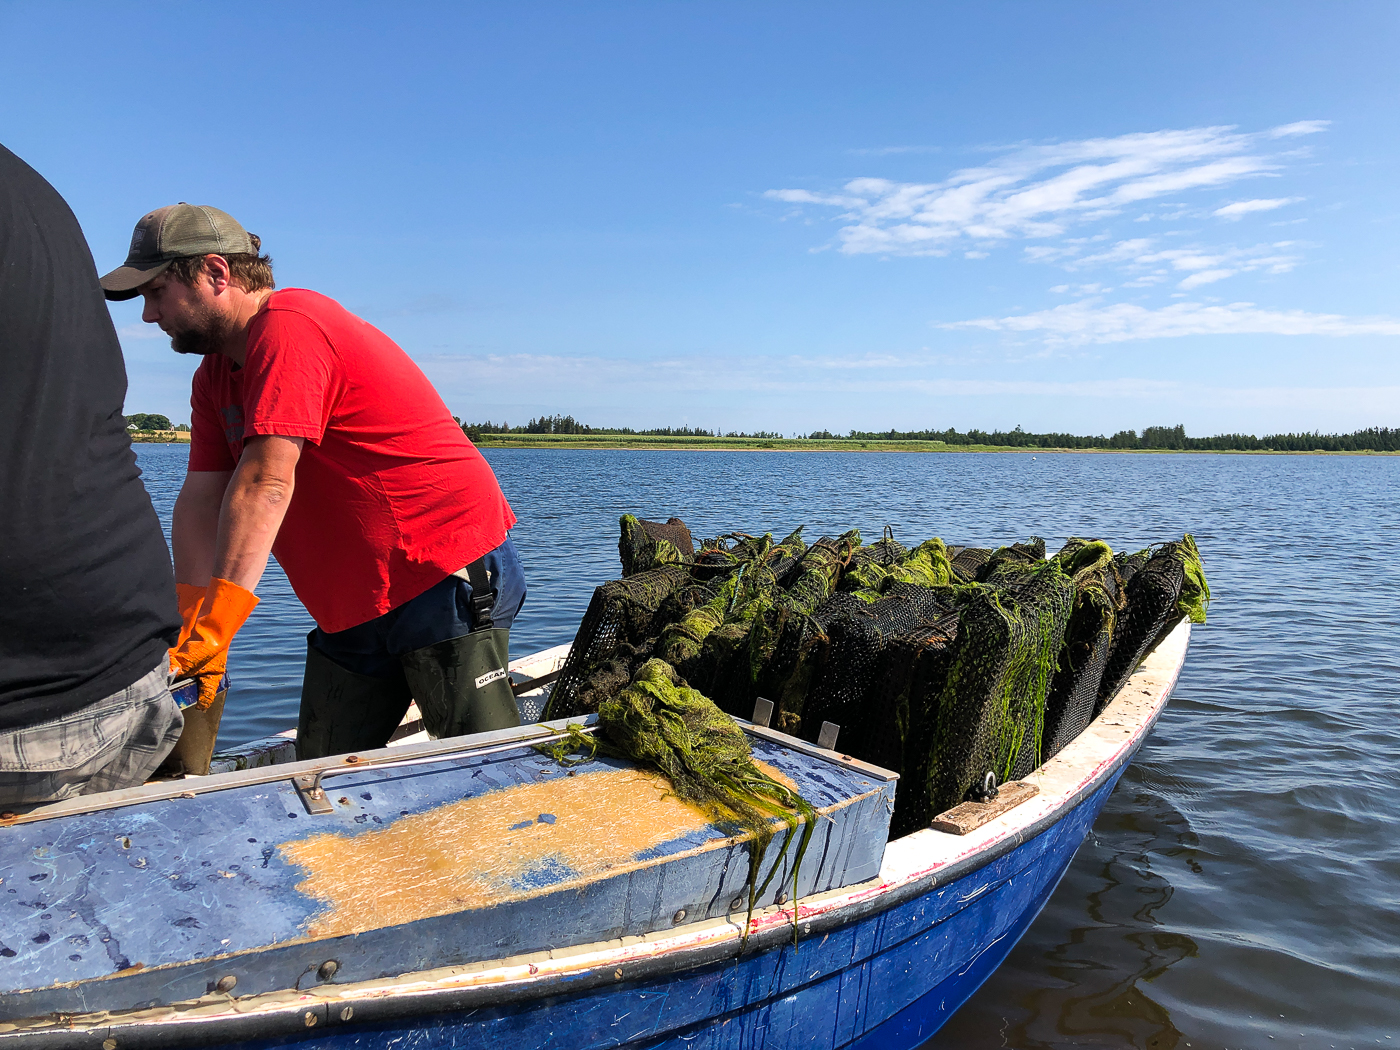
[101,204,526,759]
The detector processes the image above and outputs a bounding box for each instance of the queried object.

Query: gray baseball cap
[100,203,255,301]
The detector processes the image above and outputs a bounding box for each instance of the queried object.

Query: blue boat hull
[220,768,1121,1050]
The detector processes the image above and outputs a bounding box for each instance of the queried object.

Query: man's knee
[400,628,520,739]
[297,637,413,761]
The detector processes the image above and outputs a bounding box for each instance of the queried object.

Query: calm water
[134,444,1400,1050]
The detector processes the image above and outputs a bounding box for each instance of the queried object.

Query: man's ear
[202,254,233,295]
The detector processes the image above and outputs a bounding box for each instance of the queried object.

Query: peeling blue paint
[0,736,893,1022]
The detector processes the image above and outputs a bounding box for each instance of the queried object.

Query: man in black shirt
[0,144,184,808]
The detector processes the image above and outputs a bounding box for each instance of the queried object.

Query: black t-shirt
[0,144,179,730]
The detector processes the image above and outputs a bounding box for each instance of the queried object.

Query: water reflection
[925,769,1201,1049]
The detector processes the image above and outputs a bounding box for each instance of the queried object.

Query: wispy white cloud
[766,188,867,209]
[1053,238,1301,288]
[1269,120,1330,138]
[943,299,1400,346]
[766,124,1321,257]
[118,322,165,340]
[1177,269,1235,290]
[1214,197,1303,220]
[1059,238,1155,267]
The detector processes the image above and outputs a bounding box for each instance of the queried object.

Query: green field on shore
[130,431,191,443]
[470,433,1393,454]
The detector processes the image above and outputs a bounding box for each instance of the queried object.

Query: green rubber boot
[296,633,414,761]
[400,628,521,739]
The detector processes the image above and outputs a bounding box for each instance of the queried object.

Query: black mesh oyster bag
[1041,539,1123,760]
[619,514,696,576]
[692,535,742,582]
[656,531,819,720]
[765,526,810,584]
[798,585,955,760]
[983,559,1076,780]
[760,582,871,734]
[779,537,850,613]
[838,529,907,594]
[682,561,782,716]
[973,537,1046,582]
[654,573,740,671]
[749,538,852,725]
[925,560,1074,813]
[885,539,956,590]
[842,528,898,569]
[544,565,695,719]
[947,546,993,583]
[843,537,957,597]
[881,612,960,838]
[1113,548,1151,587]
[1096,534,1210,714]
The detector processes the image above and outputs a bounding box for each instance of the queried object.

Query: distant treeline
[457,415,1400,452]
[124,413,189,433]
[832,424,1400,452]
[458,414,781,441]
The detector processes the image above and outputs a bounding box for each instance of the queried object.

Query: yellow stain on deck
[281,767,719,938]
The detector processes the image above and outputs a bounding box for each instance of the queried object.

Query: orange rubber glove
[172,583,207,654]
[169,577,259,710]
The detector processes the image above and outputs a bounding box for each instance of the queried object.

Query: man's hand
[169,578,260,708]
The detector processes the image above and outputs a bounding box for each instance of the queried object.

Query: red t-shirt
[188,289,516,633]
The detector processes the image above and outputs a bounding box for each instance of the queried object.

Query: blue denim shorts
[310,536,527,679]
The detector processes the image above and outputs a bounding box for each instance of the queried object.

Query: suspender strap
[463,557,496,633]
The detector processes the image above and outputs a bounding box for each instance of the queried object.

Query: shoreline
[130,431,191,443]
[470,436,1398,455]
[128,432,1397,455]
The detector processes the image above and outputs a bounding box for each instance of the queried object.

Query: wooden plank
[511,667,563,695]
[929,780,1039,835]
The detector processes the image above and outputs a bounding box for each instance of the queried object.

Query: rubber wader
[296,636,413,761]
[400,627,520,738]
[156,678,229,776]
[402,556,519,737]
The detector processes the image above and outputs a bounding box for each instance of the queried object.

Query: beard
[169,304,236,356]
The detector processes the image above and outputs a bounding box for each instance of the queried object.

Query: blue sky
[3,2,1397,436]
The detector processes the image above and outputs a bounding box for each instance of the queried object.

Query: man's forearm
[212,471,293,592]
[173,471,232,586]
[211,436,303,592]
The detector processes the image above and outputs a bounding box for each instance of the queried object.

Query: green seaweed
[1174,533,1211,624]
[540,658,817,945]
[619,514,688,576]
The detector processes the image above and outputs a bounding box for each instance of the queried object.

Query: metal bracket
[816,721,840,750]
[751,697,774,728]
[292,773,334,815]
